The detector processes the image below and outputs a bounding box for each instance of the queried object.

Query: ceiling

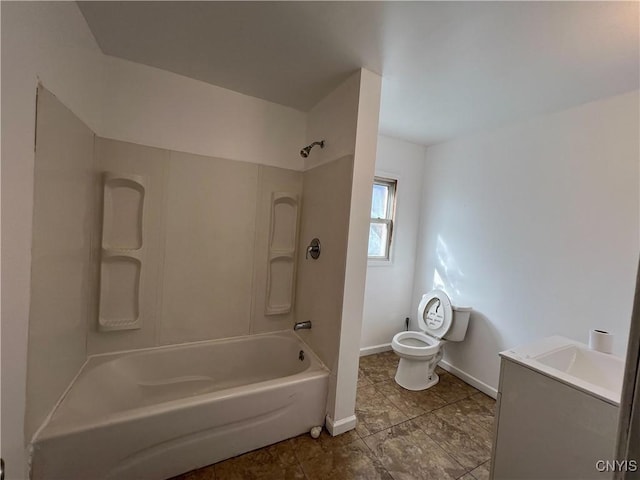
[78,1,639,146]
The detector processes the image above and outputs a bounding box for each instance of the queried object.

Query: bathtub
[30,330,329,480]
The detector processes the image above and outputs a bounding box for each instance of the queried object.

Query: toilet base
[394,357,440,391]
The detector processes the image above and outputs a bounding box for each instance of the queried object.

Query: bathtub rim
[31,329,327,443]
[81,329,325,370]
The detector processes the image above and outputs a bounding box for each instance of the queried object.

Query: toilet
[391,289,471,391]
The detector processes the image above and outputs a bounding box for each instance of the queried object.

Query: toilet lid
[417,290,453,339]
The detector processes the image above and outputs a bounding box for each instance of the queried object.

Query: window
[368,177,397,260]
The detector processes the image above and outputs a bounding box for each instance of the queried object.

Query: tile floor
[172,351,495,480]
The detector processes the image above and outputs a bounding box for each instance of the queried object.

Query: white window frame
[368,176,397,262]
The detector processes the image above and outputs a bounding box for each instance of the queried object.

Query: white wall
[1,3,104,477]
[413,91,640,393]
[361,136,426,351]
[330,69,382,433]
[304,72,360,171]
[101,56,306,170]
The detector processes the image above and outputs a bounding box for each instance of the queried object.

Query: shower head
[300,140,325,158]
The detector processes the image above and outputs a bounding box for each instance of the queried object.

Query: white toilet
[391,289,471,391]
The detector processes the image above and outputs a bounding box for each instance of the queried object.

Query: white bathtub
[30,330,329,479]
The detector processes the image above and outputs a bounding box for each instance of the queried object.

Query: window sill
[368,258,393,268]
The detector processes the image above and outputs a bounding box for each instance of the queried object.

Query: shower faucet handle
[306,238,321,260]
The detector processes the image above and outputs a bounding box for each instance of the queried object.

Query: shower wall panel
[87,138,168,355]
[294,155,354,369]
[251,167,303,333]
[26,87,95,439]
[87,139,304,355]
[159,151,259,344]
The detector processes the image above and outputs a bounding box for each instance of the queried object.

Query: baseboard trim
[325,414,357,436]
[439,360,498,399]
[359,343,392,356]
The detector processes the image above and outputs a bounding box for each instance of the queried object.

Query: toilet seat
[391,331,441,357]
[418,290,453,339]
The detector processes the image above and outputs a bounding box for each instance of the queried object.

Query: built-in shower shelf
[265,192,300,316]
[101,248,142,261]
[102,172,145,250]
[98,172,146,331]
[99,254,141,331]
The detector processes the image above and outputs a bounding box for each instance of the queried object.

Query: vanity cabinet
[491,357,619,479]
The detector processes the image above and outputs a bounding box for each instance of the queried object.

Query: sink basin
[500,336,625,405]
[533,344,624,393]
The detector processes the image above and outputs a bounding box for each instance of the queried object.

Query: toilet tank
[443,306,472,341]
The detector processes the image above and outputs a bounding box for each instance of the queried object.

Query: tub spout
[294,321,312,331]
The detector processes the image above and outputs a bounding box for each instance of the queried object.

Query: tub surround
[26,87,95,439]
[27,91,308,442]
[25,70,381,466]
[89,140,305,352]
[295,154,356,434]
[295,155,354,369]
[159,151,262,344]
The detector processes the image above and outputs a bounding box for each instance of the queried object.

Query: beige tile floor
[172,351,495,480]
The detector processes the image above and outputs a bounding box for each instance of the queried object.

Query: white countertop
[500,335,625,406]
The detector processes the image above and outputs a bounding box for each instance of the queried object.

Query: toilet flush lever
[306,238,321,260]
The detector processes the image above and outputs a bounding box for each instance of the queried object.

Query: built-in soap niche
[98,172,145,331]
[99,254,141,331]
[102,174,145,250]
[265,193,300,315]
